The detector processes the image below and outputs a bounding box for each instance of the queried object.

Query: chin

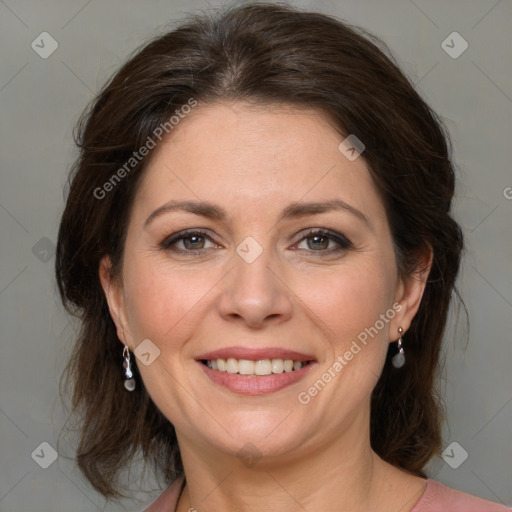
[199,411,316,462]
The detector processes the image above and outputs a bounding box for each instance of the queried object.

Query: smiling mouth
[200,358,315,376]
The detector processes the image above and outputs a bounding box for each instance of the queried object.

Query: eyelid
[291,228,352,251]
[160,228,219,251]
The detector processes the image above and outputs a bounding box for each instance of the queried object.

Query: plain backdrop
[0,0,511,510]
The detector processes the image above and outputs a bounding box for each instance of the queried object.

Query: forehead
[132,101,385,227]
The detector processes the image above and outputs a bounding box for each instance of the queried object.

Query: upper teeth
[205,358,307,375]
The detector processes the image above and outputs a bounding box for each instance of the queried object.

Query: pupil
[184,235,204,249]
[308,235,328,250]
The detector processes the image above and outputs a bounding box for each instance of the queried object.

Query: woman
[55,3,511,511]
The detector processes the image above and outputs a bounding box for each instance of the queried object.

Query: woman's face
[101,102,428,464]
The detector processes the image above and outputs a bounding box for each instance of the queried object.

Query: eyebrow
[144,198,372,229]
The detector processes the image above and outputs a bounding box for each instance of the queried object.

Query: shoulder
[142,474,185,512]
[411,479,512,512]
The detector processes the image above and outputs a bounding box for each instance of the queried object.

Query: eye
[160,228,352,255]
[160,229,219,252]
[294,229,352,254]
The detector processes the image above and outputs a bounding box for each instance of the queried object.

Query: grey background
[1,0,511,510]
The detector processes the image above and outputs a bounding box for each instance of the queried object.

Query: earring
[122,345,136,391]
[391,327,405,368]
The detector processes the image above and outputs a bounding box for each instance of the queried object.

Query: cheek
[121,255,210,347]
[295,259,395,345]
[303,262,396,409]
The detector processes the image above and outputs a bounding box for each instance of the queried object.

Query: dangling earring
[391,327,405,368]
[123,345,136,391]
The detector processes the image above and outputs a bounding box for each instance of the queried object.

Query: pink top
[143,476,512,511]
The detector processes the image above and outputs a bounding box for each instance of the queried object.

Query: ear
[99,256,132,349]
[391,244,433,339]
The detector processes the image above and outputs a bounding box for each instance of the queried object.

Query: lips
[195,346,316,362]
[195,346,317,396]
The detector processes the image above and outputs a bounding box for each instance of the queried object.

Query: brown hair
[55,1,464,500]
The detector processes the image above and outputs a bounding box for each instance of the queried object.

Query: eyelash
[160,228,352,255]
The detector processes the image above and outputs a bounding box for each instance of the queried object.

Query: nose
[217,246,294,329]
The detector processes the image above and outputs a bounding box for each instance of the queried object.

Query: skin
[100,102,432,512]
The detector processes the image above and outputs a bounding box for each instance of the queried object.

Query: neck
[174,417,424,512]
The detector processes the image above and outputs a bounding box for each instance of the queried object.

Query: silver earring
[123,345,136,391]
[391,327,405,368]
